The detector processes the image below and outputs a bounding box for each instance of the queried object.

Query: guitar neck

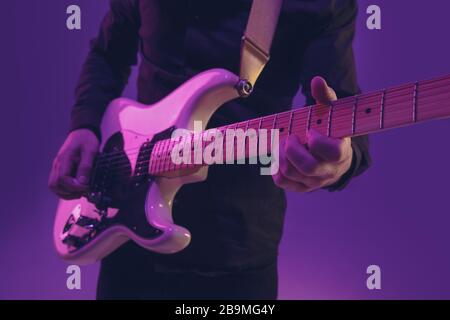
[149,74,450,176]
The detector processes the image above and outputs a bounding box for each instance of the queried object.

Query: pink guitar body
[54,69,240,265]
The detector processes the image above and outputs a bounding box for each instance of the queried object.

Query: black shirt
[71,0,371,273]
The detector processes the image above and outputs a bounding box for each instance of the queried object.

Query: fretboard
[149,74,450,176]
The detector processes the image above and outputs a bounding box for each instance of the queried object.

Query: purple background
[1,1,450,299]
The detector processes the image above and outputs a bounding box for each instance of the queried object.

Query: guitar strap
[237,0,284,97]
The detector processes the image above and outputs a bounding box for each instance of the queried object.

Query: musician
[49,0,371,299]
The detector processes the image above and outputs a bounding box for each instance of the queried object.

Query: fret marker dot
[316,119,322,125]
[365,108,372,114]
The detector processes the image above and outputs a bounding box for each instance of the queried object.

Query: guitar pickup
[75,215,101,229]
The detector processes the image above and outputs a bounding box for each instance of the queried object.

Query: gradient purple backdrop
[1,1,449,299]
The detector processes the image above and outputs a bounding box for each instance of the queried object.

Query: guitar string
[93,96,450,183]
[101,94,450,176]
[92,88,450,181]
[91,74,450,166]
[91,82,450,175]
[83,76,450,184]
[93,75,450,171]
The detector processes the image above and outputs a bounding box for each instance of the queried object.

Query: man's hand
[273,76,353,193]
[48,129,99,200]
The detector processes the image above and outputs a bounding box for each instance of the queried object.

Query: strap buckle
[239,36,270,96]
[236,79,254,98]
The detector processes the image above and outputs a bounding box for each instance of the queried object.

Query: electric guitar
[54,68,450,264]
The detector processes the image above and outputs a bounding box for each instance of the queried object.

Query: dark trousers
[96,259,278,300]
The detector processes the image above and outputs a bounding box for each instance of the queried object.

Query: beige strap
[238,0,283,96]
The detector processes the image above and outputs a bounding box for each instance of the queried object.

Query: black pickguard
[63,127,176,251]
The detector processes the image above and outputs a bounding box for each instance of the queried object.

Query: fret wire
[155,140,160,173]
[178,139,184,170]
[233,123,239,160]
[288,110,294,135]
[257,117,263,159]
[160,140,165,173]
[380,89,386,129]
[256,117,264,161]
[169,139,174,172]
[244,120,250,158]
[167,138,172,172]
[158,140,164,173]
[327,103,334,137]
[154,142,159,173]
[150,142,156,173]
[164,139,168,172]
[413,81,419,122]
[169,138,175,171]
[154,141,160,173]
[173,139,177,171]
[172,139,178,171]
[352,95,358,135]
[150,143,155,174]
[270,114,278,153]
[306,105,313,135]
[164,138,170,172]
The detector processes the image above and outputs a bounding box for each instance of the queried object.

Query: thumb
[76,148,97,185]
[311,76,337,104]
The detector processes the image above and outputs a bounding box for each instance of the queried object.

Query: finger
[311,76,337,104]
[307,129,352,163]
[76,148,97,185]
[284,134,332,178]
[49,172,84,200]
[57,153,78,179]
[273,173,311,193]
[53,153,88,195]
[49,154,76,195]
[279,151,325,186]
[58,176,88,194]
[53,189,82,200]
[48,160,59,192]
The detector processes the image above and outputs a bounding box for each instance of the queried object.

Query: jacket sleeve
[70,0,140,140]
[299,0,371,191]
